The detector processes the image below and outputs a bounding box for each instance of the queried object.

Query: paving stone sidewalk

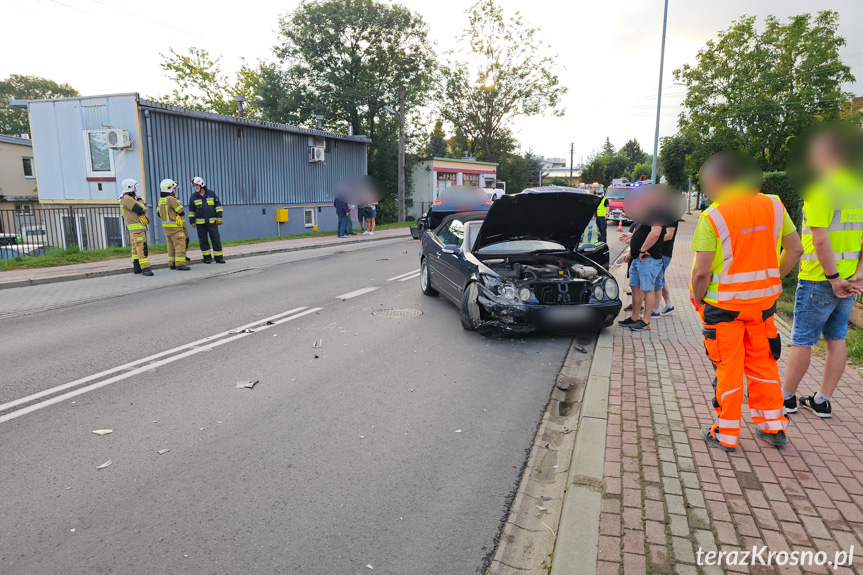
[0,227,408,289]
[598,218,863,575]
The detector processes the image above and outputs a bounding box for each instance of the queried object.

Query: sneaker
[651,310,662,319]
[618,317,637,326]
[623,304,644,312]
[660,304,675,316]
[629,320,651,331]
[755,428,787,447]
[783,395,798,414]
[800,395,832,418]
[701,425,735,452]
[368,231,374,235]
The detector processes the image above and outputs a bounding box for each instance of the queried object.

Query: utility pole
[397,83,406,222]
[651,0,669,184]
[569,143,574,186]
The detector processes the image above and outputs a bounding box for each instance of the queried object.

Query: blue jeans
[791,279,855,347]
[629,257,663,291]
[655,256,672,290]
[338,214,349,237]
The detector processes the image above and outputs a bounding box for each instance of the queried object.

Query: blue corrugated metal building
[13,93,370,244]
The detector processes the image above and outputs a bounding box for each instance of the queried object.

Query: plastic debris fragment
[96,460,112,470]
[92,429,113,436]
[313,339,323,348]
[455,430,462,433]
[235,380,259,389]
[157,449,170,455]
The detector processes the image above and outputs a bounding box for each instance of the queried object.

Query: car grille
[532,281,589,305]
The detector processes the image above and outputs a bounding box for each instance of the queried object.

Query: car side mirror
[442,245,462,256]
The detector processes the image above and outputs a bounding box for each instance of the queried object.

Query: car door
[435,219,468,300]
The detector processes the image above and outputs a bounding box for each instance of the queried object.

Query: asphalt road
[0,232,626,575]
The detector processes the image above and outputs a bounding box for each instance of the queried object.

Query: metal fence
[0,206,131,257]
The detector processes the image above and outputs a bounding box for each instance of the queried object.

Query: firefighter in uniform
[157,179,191,271]
[188,176,225,264]
[119,179,154,276]
[689,152,803,451]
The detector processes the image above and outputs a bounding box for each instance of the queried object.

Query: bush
[762,171,801,228]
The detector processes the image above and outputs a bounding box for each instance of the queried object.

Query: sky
[4,0,863,167]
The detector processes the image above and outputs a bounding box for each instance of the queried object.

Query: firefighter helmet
[191,176,205,188]
[120,178,138,198]
[160,178,178,194]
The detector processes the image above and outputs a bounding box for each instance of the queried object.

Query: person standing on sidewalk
[594,190,609,244]
[653,220,678,317]
[782,126,863,418]
[334,194,351,238]
[619,221,663,331]
[188,176,225,264]
[690,152,803,451]
[157,179,190,271]
[119,179,154,277]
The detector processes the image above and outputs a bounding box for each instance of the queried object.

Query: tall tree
[427,119,447,157]
[674,11,854,171]
[0,75,78,136]
[619,139,648,171]
[659,132,695,192]
[259,0,436,139]
[157,47,263,118]
[439,0,565,162]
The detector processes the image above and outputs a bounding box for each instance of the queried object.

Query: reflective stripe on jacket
[158,194,185,228]
[188,188,223,224]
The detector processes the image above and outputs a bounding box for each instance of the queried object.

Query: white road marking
[398,271,421,282]
[387,269,420,282]
[335,287,378,299]
[0,307,321,424]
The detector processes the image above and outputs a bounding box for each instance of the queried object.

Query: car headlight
[604,278,619,300]
[480,273,503,293]
[502,285,516,300]
[518,287,532,301]
[593,283,604,301]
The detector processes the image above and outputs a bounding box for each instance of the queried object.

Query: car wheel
[420,258,437,296]
[459,282,482,331]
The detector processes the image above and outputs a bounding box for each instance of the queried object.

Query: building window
[304,208,316,228]
[22,157,35,178]
[14,204,31,214]
[103,215,127,248]
[463,173,479,185]
[83,130,115,176]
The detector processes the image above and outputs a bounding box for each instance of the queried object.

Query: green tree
[157,47,263,118]
[259,0,436,139]
[619,139,648,172]
[630,162,652,182]
[427,119,447,157]
[659,132,695,191]
[600,137,616,157]
[674,11,854,171]
[0,75,78,136]
[439,0,565,162]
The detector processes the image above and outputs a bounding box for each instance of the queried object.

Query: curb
[0,233,407,290]
[548,267,624,575]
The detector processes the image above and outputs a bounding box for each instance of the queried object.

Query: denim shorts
[629,256,663,291]
[790,279,855,347]
[655,256,672,290]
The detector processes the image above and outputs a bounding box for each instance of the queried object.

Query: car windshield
[476,239,566,253]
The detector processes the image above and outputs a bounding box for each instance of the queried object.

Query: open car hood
[473,189,601,252]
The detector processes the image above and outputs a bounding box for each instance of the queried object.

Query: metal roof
[0,134,32,146]
[10,93,371,144]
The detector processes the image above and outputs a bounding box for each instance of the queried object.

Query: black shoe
[170,265,176,270]
[783,395,798,414]
[133,261,142,274]
[618,317,637,326]
[203,259,212,264]
[800,396,832,418]
[755,428,787,447]
[701,425,735,452]
[175,265,191,271]
[629,319,651,331]
[142,269,154,276]
[186,257,191,262]
[215,259,226,264]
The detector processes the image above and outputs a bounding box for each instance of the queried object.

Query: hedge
[762,171,802,228]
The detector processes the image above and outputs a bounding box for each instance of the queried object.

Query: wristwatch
[826,272,840,280]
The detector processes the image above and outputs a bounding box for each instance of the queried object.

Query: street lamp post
[383,84,407,222]
[650,0,669,184]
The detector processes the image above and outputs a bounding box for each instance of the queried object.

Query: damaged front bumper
[476,285,622,333]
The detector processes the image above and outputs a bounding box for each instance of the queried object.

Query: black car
[419,189,622,334]
[410,185,492,240]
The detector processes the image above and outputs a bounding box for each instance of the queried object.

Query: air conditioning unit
[309,147,325,162]
[105,128,132,149]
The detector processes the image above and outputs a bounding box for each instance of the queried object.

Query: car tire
[460,282,482,331]
[420,258,437,296]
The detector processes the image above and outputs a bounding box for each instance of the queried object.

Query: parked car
[410,185,492,240]
[419,189,621,335]
[0,246,25,259]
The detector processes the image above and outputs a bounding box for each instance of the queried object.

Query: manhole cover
[372,308,423,318]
